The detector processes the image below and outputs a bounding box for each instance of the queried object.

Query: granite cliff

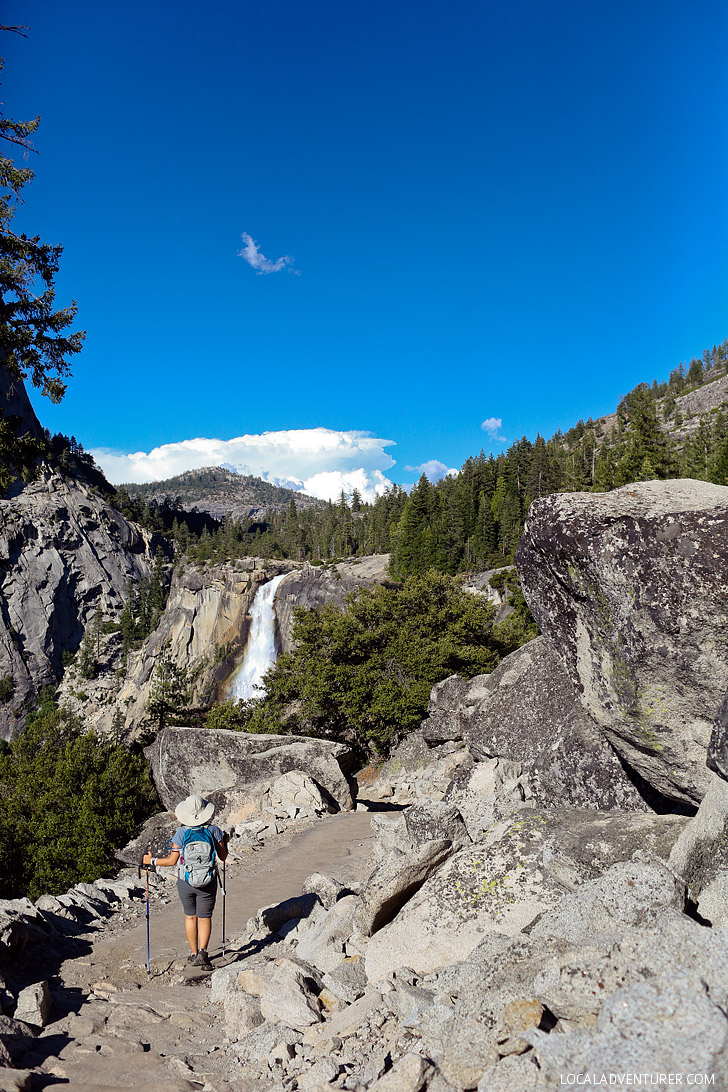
[0,469,166,739]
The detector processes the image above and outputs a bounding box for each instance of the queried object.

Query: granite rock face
[145,726,356,815]
[445,638,647,811]
[668,773,728,902]
[516,479,728,804]
[0,365,44,441]
[90,559,282,740]
[274,556,390,655]
[0,469,163,738]
[460,566,516,623]
[363,808,687,982]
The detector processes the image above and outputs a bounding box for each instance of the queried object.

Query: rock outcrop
[461,565,515,622]
[423,638,648,811]
[0,367,43,442]
[516,479,728,805]
[59,554,392,740]
[275,556,390,655]
[195,811,712,1090]
[362,808,686,981]
[145,726,357,816]
[0,469,165,738]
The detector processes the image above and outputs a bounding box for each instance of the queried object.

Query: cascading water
[228,572,288,700]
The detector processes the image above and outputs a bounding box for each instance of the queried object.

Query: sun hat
[175,793,215,827]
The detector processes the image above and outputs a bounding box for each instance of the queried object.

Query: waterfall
[228,572,288,700]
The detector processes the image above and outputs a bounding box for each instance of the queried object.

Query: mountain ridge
[119,466,327,522]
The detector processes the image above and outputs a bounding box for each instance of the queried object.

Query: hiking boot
[194,949,213,970]
[186,953,198,965]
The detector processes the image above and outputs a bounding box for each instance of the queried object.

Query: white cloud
[238,232,297,275]
[404,459,458,482]
[303,468,394,501]
[92,427,396,503]
[481,417,506,442]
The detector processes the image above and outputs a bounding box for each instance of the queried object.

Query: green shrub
[0,676,12,703]
[0,696,160,899]
[204,698,266,733]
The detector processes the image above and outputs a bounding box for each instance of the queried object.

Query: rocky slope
[596,364,728,445]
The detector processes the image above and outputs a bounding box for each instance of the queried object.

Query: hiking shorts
[177,876,217,918]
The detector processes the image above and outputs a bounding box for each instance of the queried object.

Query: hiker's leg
[178,879,200,955]
[194,883,217,953]
[198,916,212,952]
[184,914,198,954]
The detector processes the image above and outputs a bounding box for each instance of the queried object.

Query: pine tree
[149,546,167,626]
[147,650,193,732]
[77,624,96,680]
[0,53,85,401]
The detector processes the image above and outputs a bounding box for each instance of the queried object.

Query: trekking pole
[221,858,227,957]
[138,853,151,981]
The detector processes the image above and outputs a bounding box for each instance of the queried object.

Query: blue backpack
[178,826,217,887]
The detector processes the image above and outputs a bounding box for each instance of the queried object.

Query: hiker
[142,793,229,969]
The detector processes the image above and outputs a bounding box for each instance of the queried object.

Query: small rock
[297,1057,341,1089]
[0,1068,32,1092]
[301,872,348,909]
[477,1053,540,1092]
[259,964,322,1030]
[494,997,543,1055]
[224,991,265,1041]
[322,958,368,1004]
[368,1053,432,1092]
[13,980,52,1028]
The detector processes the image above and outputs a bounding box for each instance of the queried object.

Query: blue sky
[4,1,728,497]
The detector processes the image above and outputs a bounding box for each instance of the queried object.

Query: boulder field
[3,479,728,1088]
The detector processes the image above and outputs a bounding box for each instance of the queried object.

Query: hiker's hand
[142,852,153,865]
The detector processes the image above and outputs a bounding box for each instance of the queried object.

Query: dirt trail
[27,811,378,1092]
[97,811,374,972]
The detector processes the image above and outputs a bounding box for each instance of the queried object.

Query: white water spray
[229,572,288,700]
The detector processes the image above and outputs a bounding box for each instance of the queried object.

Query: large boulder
[145,726,356,815]
[530,856,685,947]
[364,808,687,981]
[370,802,471,860]
[533,906,728,1023]
[454,638,647,811]
[365,728,471,806]
[444,757,528,841]
[355,839,455,937]
[421,676,469,746]
[527,971,728,1087]
[516,479,728,805]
